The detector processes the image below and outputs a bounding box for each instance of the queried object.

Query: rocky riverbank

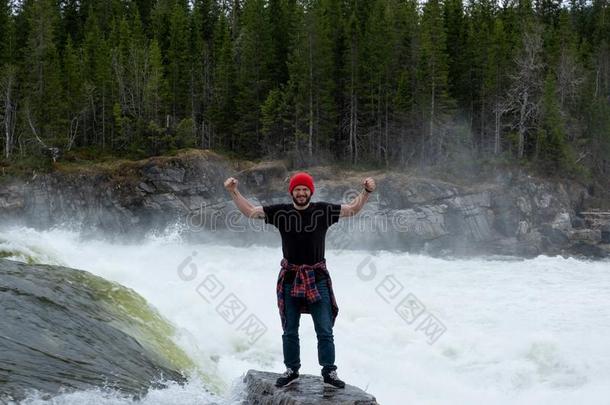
[0,149,608,259]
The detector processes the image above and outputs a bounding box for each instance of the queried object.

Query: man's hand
[224,177,238,192]
[341,177,376,217]
[363,177,376,193]
[224,176,264,219]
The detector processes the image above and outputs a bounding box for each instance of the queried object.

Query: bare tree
[66,110,86,151]
[503,26,544,159]
[25,103,49,149]
[557,45,584,110]
[308,30,314,159]
[493,101,510,155]
[0,65,17,159]
[347,50,359,165]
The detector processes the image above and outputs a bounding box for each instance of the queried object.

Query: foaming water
[14,378,244,405]
[2,225,610,404]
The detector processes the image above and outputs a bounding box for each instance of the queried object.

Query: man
[224,171,376,389]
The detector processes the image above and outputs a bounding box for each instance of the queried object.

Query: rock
[566,242,610,259]
[147,192,189,212]
[242,370,378,405]
[379,175,458,208]
[238,161,288,190]
[602,225,610,244]
[518,231,544,257]
[483,233,543,258]
[552,212,572,232]
[0,185,24,210]
[516,195,533,215]
[141,164,185,183]
[445,193,493,242]
[516,220,529,235]
[0,149,608,259]
[571,216,586,229]
[390,205,448,241]
[540,224,570,249]
[569,229,602,243]
[0,259,191,402]
[138,181,156,193]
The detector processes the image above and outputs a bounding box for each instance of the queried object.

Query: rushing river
[1,225,610,405]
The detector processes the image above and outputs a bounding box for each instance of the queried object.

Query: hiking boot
[275,368,299,387]
[322,369,345,388]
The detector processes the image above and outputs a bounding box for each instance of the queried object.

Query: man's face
[291,185,312,207]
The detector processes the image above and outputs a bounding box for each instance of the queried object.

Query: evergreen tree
[485,18,511,155]
[343,2,363,164]
[537,72,571,172]
[135,0,155,32]
[58,0,82,46]
[586,0,609,176]
[151,0,174,60]
[268,0,291,87]
[82,6,112,148]
[0,64,17,159]
[310,0,338,156]
[261,87,292,155]
[418,0,452,163]
[444,0,468,108]
[209,14,236,151]
[21,0,65,151]
[535,0,562,26]
[233,0,273,157]
[283,0,336,161]
[587,97,610,177]
[0,0,17,159]
[191,0,220,149]
[0,0,15,66]
[193,0,219,42]
[391,0,420,166]
[361,0,394,164]
[464,0,495,147]
[109,15,137,149]
[144,38,168,125]
[168,1,191,120]
[319,0,345,159]
[62,36,85,149]
[0,0,607,187]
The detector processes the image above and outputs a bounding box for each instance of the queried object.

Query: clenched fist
[224,177,238,192]
[363,177,376,193]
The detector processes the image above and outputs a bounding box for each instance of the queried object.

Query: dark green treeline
[0,0,608,176]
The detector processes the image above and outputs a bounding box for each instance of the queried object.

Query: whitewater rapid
[2,225,610,405]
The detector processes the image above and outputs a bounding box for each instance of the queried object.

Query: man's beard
[292,195,311,207]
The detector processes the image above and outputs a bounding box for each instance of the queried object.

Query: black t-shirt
[263,202,341,281]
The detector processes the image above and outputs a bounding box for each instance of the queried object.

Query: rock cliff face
[0,149,608,258]
[0,150,232,239]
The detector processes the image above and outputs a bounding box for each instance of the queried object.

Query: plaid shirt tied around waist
[276,257,339,331]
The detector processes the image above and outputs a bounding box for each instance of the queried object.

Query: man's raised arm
[340,177,376,217]
[224,177,265,219]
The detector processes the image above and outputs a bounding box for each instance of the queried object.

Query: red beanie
[288,172,315,195]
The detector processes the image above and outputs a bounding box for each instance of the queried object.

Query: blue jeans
[282,278,337,374]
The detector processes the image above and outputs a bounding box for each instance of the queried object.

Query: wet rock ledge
[242,370,378,405]
[0,258,190,402]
